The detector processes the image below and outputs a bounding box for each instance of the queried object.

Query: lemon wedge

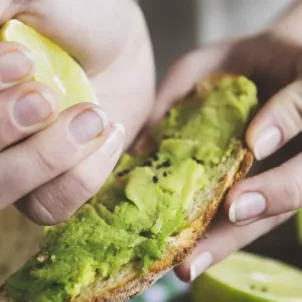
[0,19,97,111]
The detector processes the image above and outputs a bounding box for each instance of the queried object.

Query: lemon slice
[0,19,97,111]
[191,252,302,302]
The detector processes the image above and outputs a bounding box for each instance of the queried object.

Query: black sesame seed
[117,169,131,177]
[151,153,159,161]
[36,262,45,269]
[139,230,152,238]
[165,110,171,117]
[261,287,267,292]
[162,135,170,140]
[163,160,171,167]
[152,176,159,183]
[51,282,60,287]
[156,160,171,169]
[163,172,168,177]
[142,160,153,167]
[193,156,204,165]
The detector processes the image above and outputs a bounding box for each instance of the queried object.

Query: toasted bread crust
[0,73,254,302]
[75,148,253,302]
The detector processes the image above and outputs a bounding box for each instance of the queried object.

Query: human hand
[144,18,302,282]
[0,0,155,225]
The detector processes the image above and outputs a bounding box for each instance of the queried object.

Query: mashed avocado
[6,76,258,301]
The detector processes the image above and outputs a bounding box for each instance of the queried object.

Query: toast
[0,73,256,302]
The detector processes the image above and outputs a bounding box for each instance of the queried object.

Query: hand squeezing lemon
[0,19,97,110]
[0,18,98,285]
[1,19,302,302]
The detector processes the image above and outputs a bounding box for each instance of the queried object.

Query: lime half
[0,19,97,110]
[191,252,302,302]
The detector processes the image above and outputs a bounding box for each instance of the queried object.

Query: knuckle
[0,41,22,53]
[29,188,73,225]
[30,131,79,179]
[69,170,101,200]
[274,86,302,136]
[28,191,59,225]
[282,172,302,212]
[33,144,62,175]
[16,81,51,95]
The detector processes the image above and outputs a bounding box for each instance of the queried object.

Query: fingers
[224,153,302,225]
[226,80,302,224]
[132,43,235,151]
[0,81,59,149]
[0,42,53,149]
[175,212,293,282]
[17,124,124,225]
[0,42,34,90]
[148,43,234,126]
[246,80,302,160]
[0,103,115,210]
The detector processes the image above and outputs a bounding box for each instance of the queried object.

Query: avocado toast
[0,73,257,302]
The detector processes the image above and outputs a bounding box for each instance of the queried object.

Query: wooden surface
[0,206,42,283]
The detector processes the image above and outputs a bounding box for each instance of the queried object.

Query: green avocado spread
[6,76,258,301]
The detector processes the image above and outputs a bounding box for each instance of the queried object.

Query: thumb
[246,80,302,161]
[225,153,302,225]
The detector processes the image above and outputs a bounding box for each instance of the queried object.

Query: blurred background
[140,0,291,82]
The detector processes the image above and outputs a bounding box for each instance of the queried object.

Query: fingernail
[229,192,266,223]
[0,50,34,83]
[112,122,125,136]
[70,108,108,144]
[101,123,125,156]
[14,92,55,127]
[190,251,213,282]
[254,126,282,160]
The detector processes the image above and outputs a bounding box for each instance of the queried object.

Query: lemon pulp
[0,19,97,111]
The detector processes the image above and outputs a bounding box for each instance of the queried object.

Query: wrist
[267,0,302,43]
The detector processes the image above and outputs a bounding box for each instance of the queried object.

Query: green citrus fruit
[191,252,302,302]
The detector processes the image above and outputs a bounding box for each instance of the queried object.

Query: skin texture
[0,76,254,302]
[143,5,302,281]
[1,0,302,289]
[0,0,155,225]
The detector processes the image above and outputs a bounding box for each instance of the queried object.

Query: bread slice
[0,73,254,302]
